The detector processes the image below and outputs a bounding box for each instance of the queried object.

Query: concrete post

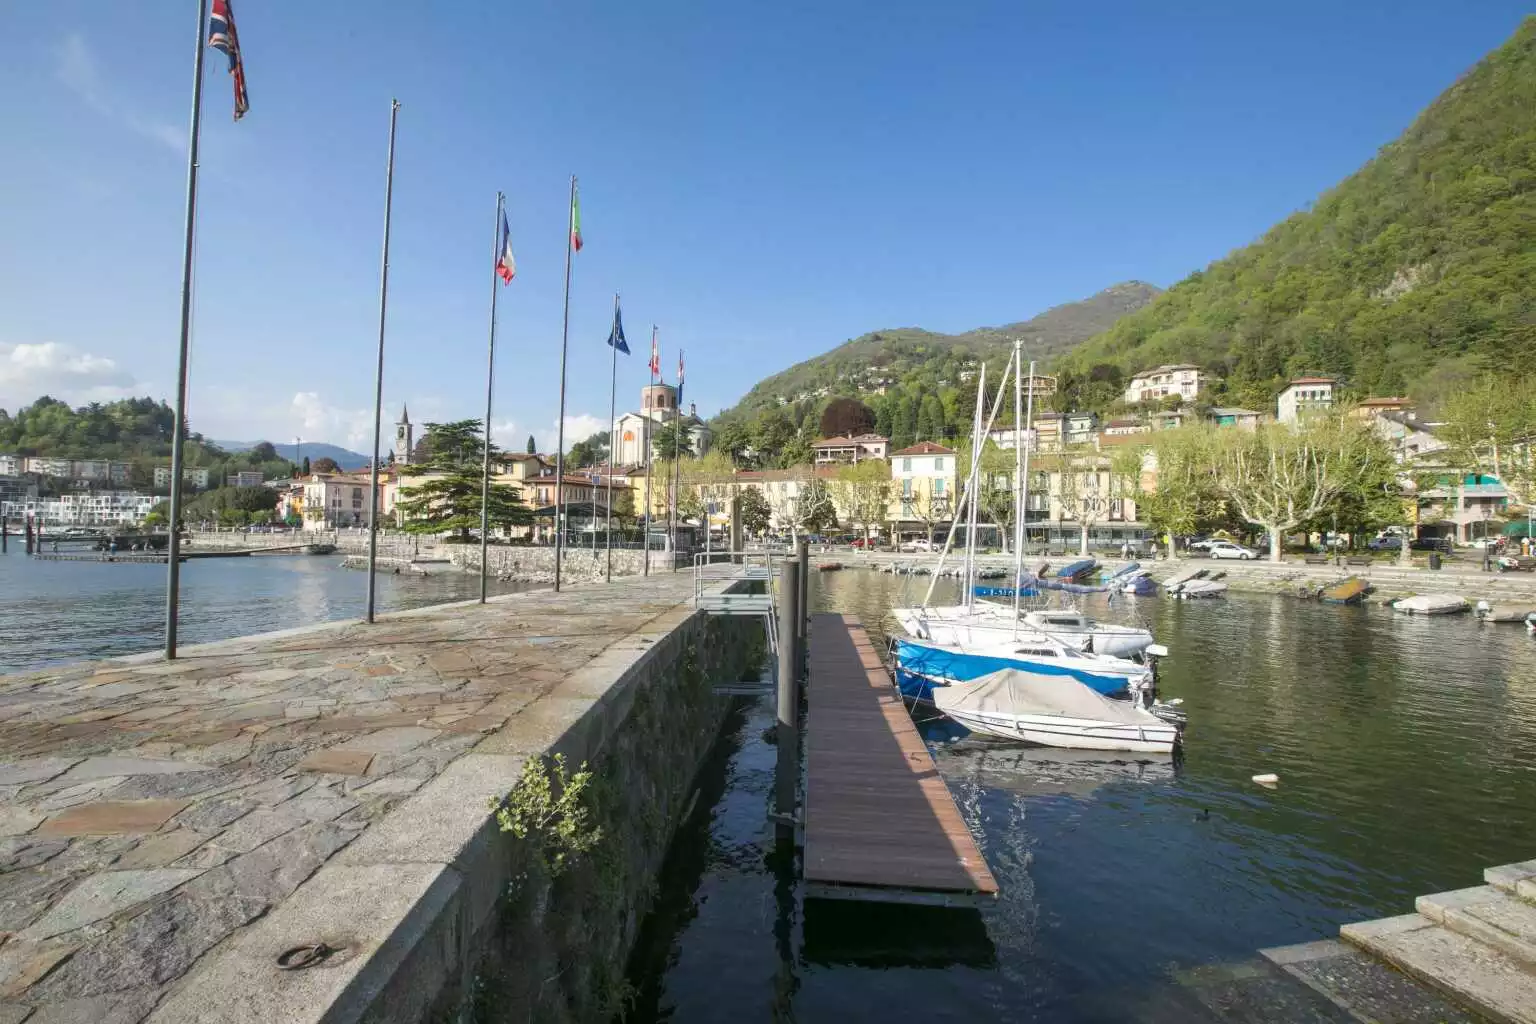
[775,558,800,829]
[796,537,810,679]
[1,518,7,554]
[730,494,743,553]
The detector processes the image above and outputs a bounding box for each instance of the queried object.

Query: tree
[611,488,637,536]
[1211,415,1395,561]
[250,441,278,462]
[795,477,839,536]
[1143,427,1226,555]
[829,460,891,545]
[526,434,537,455]
[778,429,815,469]
[890,395,918,451]
[820,397,876,438]
[652,428,695,463]
[677,489,704,524]
[312,456,340,474]
[301,456,311,475]
[959,440,1016,552]
[752,410,794,463]
[738,486,771,536]
[396,419,534,539]
[1437,374,1536,508]
[713,420,752,466]
[567,431,610,469]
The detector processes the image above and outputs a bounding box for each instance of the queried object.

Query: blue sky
[0,2,1528,453]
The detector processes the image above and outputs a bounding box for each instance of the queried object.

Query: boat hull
[939,705,1179,753]
[1320,576,1369,604]
[1393,595,1469,615]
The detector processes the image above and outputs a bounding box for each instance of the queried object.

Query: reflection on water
[0,548,536,673]
[624,568,1536,1022]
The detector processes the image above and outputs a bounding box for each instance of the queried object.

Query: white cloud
[491,413,608,456]
[0,342,142,411]
[55,34,181,152]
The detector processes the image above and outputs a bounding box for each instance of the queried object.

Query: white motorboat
[892,604,1155,658]
[1170,579,1227,599]
[1527,612,1535,635]
[1392,594,1469,615]
[933,668,1182,753]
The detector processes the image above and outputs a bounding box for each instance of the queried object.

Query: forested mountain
[1057,17,1536,414]
[715,281,1160,433]
[214,439,370,470]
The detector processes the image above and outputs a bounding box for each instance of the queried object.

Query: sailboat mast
[963,364,986,611]
[1013,339,1024,619]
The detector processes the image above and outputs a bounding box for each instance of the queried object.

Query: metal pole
[479,192,503,603]
[365,99,400,625]
[1018,358,1036,625]
[642,326,656,577]
[605,293,618,582]
[553,175,576,592]
[1013,342,1024,620]
[163,0,210,660]
[775,558,800,827]
[670,354,682,570]
[796,536,809,674]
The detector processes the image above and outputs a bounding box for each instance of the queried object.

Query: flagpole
[365,98,400,625]
[479,192,503,603]
[164,0,211,660]
[642,327,656,577]
[553,175,576,592]
[605,293,619,582]
[670,352,682,571]
[1013,340,1024,622]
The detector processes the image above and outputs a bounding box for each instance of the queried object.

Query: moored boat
[892,605,1156,659]
[933,668,1181,753]
[1320,576,1370,605]
[1053,558,1098,581]
[1393,594,1469,615]
[1170,578,1227,599]
[1121,571,1158,597]
[1474,601,1535,622]
[893,634,1153,705]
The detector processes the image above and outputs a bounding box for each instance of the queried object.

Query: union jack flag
[208,0,249,121]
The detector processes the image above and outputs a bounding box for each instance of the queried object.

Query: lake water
[623,569,1536,1022]
[0,546,534,674]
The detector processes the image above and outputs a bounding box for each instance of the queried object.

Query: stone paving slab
[0,573,702,1023]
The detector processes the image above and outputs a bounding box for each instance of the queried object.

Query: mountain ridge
[715,281,1162,424]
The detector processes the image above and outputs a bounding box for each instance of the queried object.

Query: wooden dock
[804,613,998,906]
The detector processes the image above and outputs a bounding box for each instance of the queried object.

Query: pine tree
[396,419,534,539]
[526,434,537,454]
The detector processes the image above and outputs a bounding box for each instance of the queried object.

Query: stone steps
[1419,886,1536,969]
[1336,862,1536,1024]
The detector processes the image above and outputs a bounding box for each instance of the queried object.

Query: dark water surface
[0,547,535,673]
[625,569,1536,1022]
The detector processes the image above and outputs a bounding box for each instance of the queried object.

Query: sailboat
[889,346,1162,706]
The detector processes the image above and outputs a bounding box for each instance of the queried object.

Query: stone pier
[0,573,760,1023]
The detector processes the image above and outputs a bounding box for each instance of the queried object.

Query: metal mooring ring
[276,942,334,971]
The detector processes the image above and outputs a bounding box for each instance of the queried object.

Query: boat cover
[935,668,1152,725]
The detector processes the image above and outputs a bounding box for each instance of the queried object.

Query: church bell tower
[395,406,413,465]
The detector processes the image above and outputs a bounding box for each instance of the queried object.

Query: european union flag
[607,302,629,354]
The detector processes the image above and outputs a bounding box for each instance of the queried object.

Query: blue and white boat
[893,634,1153,705]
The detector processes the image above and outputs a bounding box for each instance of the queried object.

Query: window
[901,458,912,473]
[934,478,945,496]
[934,458,944,471]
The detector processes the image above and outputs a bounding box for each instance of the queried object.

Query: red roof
[890,442,955,457]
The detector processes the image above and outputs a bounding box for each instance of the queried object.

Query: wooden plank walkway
[804,613,999,905]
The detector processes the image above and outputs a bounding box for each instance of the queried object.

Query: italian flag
[570,186,583,252]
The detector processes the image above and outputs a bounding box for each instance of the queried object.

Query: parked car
[1208,540,1258,560]
[900,538,934,553]
[850,537,872,549]
[1186,537,1215,552]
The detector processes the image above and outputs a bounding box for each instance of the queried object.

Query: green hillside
[1058,17,1536,414]
[717,281,1160,432]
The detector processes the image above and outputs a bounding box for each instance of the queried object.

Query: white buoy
[1252,773,1279,787]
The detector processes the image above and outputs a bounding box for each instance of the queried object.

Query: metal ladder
[693,551,780,695]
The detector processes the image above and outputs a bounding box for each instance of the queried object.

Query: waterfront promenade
[0,571,720,1023]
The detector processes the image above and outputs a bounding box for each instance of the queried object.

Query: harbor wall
[0,574,760,1024]
[443,544,675,584]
